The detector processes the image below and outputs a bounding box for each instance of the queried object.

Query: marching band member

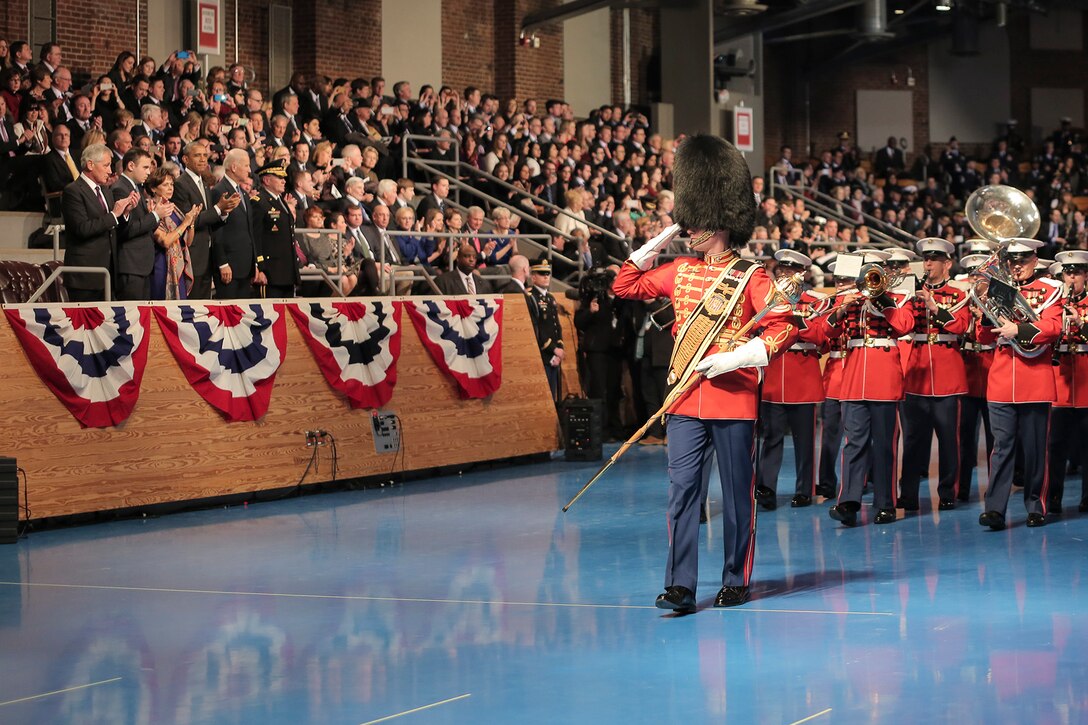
[816,262,852,500]
[975,237,1063,529]
[886,247,918,374]
[811,250,916,526]
[1048,250,1088,513]
[957,253,995,504]
[898,239,970,511]
[612,135,797,611]
[756,250,830,509]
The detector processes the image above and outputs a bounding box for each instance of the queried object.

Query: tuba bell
[964,185,1045,358]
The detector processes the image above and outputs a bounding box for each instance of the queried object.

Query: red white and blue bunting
[4,305,151,428]
[154,303,287,422]
[405,298,503,399]
[288,300,401,409]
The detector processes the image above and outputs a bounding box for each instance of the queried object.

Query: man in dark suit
[251,160,298,298]
[415,177,449,220]
[42,124,80,195]
[873,136,905,178]
[112,149,170,300]
[498,254,532,295]
[61,144,138,301]
[172,141,239,298]
[66,94,94,150]
[211,148,260,299]
[434,243,493,295]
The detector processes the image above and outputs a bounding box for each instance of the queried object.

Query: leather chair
[0,260,69,303]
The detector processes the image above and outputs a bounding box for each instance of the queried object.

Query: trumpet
[857,263,903,299]
[964,185,1044,358]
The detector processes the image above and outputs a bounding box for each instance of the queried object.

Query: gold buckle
[667,371,678,385]
[928,331,938,344]
[864,337,874,348]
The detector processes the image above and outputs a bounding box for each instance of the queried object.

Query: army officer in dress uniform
[527,255,565,401]
[251,160,300,298]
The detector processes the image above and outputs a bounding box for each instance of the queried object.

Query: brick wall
[610,7,659,108]
[54,0,145,86]
[443,0,494,94]
[494,0,563,106]
[292,0,381,82]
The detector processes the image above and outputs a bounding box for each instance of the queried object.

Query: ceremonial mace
[562,272,804,512]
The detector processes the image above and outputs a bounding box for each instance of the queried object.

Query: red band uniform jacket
[963,317,995,399]
[612,253,799,420]
[1053,291,1088,408]
[975,277,1063,403]
[763,289,829,404]
[903,282,971,396]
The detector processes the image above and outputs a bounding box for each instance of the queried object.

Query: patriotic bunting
[154,303,287,422]
[4,305,151,428]
[288,300,401,409]
[405,298,503,399]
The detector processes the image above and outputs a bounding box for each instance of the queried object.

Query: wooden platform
[0,295,560,520]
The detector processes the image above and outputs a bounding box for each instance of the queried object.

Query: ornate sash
[667,257,759,385]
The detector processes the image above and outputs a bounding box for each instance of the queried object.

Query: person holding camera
[575,266,626,440]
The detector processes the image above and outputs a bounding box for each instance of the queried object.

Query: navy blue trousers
[839,401,899,511]
[819,398,843,490]
[959,395,994,502]
[985,402,1050,516]
[665,415,756,592]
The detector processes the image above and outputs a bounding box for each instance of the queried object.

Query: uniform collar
[704,250,734,265]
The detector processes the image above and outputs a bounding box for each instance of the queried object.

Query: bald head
[509,254,530,282]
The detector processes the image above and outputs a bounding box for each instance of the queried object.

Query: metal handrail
[768,176,916,247]
[295,228,347,297]
[402,133,463,208]
[29,265,111,303]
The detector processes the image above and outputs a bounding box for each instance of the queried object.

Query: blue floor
[1,443,1087,724]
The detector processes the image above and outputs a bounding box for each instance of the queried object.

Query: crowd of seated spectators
[0,38,684,300]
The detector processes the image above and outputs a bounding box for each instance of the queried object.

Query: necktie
[95,185,108,212]
[466,273,476,295]
[194,173,207,207]
[0,122,7,143]
[64,151,78,180]
[356,229,373,260]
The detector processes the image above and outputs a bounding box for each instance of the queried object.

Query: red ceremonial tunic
[975,277,1063,403]
[809,292,916,402]
[962,318,994,399]
[613,253,799,420]
[821,290,851,400]
[1053,292,1088,408]
[763,289,830,404]
[903,281,971,396]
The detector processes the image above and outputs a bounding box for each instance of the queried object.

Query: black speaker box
[0,457,17,544]
[560,398,603,461]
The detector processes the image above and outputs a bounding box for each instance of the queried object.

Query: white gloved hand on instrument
[627,223,682,270]
[693,337,769,379]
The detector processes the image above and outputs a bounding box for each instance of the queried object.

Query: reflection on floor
[0,443,1086,724]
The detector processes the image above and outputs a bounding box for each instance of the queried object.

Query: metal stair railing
[768,176,918,248]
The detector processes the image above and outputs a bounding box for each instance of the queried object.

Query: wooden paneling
[1,295,559,520]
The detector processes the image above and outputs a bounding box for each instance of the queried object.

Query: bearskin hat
[672,134,755,249]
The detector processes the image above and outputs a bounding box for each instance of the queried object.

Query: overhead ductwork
[855,0,895,41]
[715,0,769,17]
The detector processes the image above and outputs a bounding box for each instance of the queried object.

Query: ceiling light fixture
[935,0,952,11]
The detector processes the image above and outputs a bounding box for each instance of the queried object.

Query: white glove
[627,223,681,270]
[693,338,769,379]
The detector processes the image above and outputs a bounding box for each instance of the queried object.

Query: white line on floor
[0,677,122,707]
[0,581,894,616]
[359,693,471,724]
[788,707,833,725]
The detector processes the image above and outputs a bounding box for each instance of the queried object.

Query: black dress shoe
[899,498,919,512]
[815,485,836,499]
[979,511,1006,530]
[655,586,696,613]
[829,503,858,527]
[1026,512,1046,528]
[938,499,956,511]
[755,485,777,511]
[791,494,812,508]
[714,585,750,607]
[699,505,709,524]
[1048,499,1063,514]
[956,494,971,503]
[874,508,897,524]
[1081,500,1088,513]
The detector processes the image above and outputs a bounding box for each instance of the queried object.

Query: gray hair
[377,178,397,198]
[345,177,366,197]
[140,104,161,122]
[80,143,111,169]
[223,148,250,172]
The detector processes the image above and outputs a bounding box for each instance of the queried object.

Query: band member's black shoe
[755,485,777,511]
[829,503,858,527]
[899,498,919,512]
[699,505,709,524]
[1026,513,1046,528]
[714,586,750,607]
[938,499,956,511]
[1080,500,1088,513]
[874,508,897,524]
[655,586,696,613]
[979,511,1006,530]
[1048,499,1063,514]
[791,494,812,508]
[815,485,836,499]
[956,493,971,503]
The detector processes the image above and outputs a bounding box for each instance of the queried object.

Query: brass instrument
[857,262,903,299]
[964,185,1044,358]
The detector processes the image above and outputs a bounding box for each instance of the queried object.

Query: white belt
[828,351,846,359]
[847,338,896,349]
[1057,344,1088,353]
[912,333,959,343]
[788,342,818,351]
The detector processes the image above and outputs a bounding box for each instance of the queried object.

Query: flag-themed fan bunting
[154,303,287,422]
[405,298,503,399]
[288,300,401,409]
[4,305,152,428]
